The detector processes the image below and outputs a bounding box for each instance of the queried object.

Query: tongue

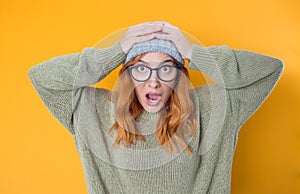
[148,94,159,100]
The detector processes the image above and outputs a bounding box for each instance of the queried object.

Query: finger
[123,33,156,53]
[161,22,179,30]
[161,25,179,34]
[154,33,181,44]
[136,33,156,42]
[153,33,172,41]
[152,21,170,26]
[129,24,163,36]
[152,21,178,29]
[154,33,191,60]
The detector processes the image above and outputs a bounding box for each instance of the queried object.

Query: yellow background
[1,0,299,193]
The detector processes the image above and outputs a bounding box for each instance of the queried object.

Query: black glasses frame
[128,65,182,82]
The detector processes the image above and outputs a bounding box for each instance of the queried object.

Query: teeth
[149,99,157,103]
[145,93,162,106]
[147,95,161,105]
[147,94,160,99]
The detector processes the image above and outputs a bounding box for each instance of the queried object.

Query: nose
[147,71,160,88]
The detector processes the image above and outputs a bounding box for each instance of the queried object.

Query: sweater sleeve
[28,42,126,135]
[189,45,284,130]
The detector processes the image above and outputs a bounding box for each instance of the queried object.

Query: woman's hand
[119,22,163,54]
[153,21,192,60]
[119,21,192,60]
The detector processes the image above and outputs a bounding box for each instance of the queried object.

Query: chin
[143,104,164,113]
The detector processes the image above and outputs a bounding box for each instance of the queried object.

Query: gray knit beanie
[125,39,184,65]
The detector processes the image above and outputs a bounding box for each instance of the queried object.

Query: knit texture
[125,39,184,64]
[28,42,283,194]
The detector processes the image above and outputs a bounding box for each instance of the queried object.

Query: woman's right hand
[119,22,164,54]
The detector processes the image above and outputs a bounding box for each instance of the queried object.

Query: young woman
[29,21,284,193]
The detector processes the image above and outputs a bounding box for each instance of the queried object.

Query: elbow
[28,65,41,83]
[28,65,41,86]
[277,58,284,73]
[273,57,284,77]
[28,66,36,81]
[28,67,38,89]
[28,66,34,78]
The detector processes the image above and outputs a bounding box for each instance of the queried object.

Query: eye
[161,66,170,73]
[136,65,147,72]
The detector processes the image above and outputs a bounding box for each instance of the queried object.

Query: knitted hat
[125,39,184,65]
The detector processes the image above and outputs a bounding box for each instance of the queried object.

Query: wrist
[185,45,192,60]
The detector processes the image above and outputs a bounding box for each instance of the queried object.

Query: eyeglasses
[128,65,181,82]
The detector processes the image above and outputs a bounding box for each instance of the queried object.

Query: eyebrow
[137,59,175,65]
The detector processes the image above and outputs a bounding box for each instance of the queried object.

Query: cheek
[163,80,177,92]
[163,76,177,88]
[161,84,174,99]
[134,83,145,99]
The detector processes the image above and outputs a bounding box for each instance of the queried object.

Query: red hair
[109,54,197,154]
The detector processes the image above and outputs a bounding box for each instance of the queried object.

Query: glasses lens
[158,66,178,81]
[130,65,151,81]
[129,65,179,82]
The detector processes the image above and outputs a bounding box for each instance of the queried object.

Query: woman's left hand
[152,21,192,60]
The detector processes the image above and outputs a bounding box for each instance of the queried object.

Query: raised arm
[151,21,283,129]
[189,45,284,128]
[28,42,125,135]
[29,22,167,136]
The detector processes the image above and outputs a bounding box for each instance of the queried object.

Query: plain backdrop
[1,0,299,193]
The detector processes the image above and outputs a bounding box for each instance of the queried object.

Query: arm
[189,45,284,128]
[28,42,125,135]
[131,21,284,130]
[28,22,172,136]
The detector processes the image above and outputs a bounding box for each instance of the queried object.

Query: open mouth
[145,93,162,106]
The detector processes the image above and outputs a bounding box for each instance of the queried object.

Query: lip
[145,92,162,106]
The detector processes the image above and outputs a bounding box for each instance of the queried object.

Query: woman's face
[130,52,178,113]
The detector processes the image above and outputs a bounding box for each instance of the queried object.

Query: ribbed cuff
[189,45,219,77]
[74,42,126,87]
[86,42,126,74]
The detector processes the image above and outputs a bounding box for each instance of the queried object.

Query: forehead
[139,52,173,62]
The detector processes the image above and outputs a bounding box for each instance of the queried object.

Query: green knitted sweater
[28,42,283,194]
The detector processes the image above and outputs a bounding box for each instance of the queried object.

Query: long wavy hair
[109,53,197,154]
